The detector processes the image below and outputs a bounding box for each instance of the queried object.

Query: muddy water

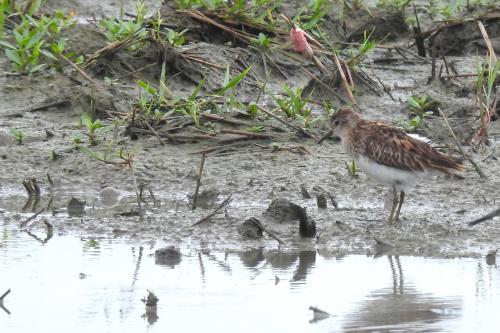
[1,223,499,333]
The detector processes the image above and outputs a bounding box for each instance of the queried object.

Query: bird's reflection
[239,248,265,268]
[342,256,462,332]
[292,251,316,282]
[238,250,317,282]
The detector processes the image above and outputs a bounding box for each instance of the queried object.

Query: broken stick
[192,153,206,210]
[192,195,232,227]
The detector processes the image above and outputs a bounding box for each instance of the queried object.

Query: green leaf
[0,40,16,49]
[30,63,47,73]
[137,80,158,95]
[25,31,44,49]
[40,49,57,60]
[81,114,93,130]
[216,66,251,96]
[189,78,206,101]
[5,49,21,65]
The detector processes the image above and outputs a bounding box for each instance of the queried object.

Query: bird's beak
[317,129,333,144]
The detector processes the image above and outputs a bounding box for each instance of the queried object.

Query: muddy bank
[1,1,499,258]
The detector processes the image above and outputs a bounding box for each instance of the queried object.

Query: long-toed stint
[320,108,463,223]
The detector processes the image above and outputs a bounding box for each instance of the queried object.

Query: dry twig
[192,195,232,227]
[192,153,206,210]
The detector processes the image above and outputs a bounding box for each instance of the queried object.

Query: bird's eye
[334,120,340,126]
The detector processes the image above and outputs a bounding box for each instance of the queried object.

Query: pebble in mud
[67,197,85,217]
[154,246,182,268]
[98,187,121,208]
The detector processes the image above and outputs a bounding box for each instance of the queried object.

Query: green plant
[0,10,75,73]
[347,29,378,68]
[246,125,264,133]
[250,32,270,51]
[294,0,331,31]
[10,127,25,144]
[472,55,500,145]
[345,160,358,177]
[407,95,440,116]
[174,0,281,28]
[273,84,319,128]
[247,102,260,117]
[80,113,104,145]
[99,1,148,51]
[136,65,252,128]
[402,113,430,132]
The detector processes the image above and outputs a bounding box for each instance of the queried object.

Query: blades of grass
[137,80,158,96]
[216,66,252,96]
[189,78,206,101]
[158,61,167,102]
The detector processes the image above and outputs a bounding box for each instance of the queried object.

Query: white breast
[355,155,425,191]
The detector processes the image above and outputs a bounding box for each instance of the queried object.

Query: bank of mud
[1,1,499,258]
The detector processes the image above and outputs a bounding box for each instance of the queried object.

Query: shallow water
[1,223,499,333]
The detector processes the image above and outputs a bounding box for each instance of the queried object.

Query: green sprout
[407,95,441,116]
[402,113,430,132]
[347,30,378,68]
[251,32,270,51]
[10,127,25,144]
[273,84,319,128]
[81,113,104,146]
[99,1,148,51]
[0,10,76,73]
[345,160,358,178]
[246,125,265,133]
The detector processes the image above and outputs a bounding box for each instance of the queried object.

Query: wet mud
[1,1,500,258]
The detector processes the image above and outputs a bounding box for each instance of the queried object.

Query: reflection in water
[343,256,462,332]
[292,250,316,282]
[0,289,11,315]
[1,228,500,333]
[239,248,265,268]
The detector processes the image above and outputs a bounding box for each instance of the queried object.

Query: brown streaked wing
[355,121,462,174]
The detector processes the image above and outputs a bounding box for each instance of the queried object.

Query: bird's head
[330,108,360,137]
[318,107,360,143]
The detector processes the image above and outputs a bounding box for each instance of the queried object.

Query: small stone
[67,197,85,217]
[316,194,327,209]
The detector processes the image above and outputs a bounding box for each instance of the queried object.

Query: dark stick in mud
[192,153,206,210]
[130,164,143,219]
[468,207,500,226]
[192,195,232,227]
[438,109,486,178]
[302,67,347,103]
[220,129,272,139]
[19,208,45,229]
[260,224,284,244]
[413,4,426,57]
[58,54,98,87]
[144,120,165,146]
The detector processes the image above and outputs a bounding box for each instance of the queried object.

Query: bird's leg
[388,186,399,223]
[395,191,405,221]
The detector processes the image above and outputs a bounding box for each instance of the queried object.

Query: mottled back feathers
[331,108,463,175]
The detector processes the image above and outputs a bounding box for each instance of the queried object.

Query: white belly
[355,155,424,191]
